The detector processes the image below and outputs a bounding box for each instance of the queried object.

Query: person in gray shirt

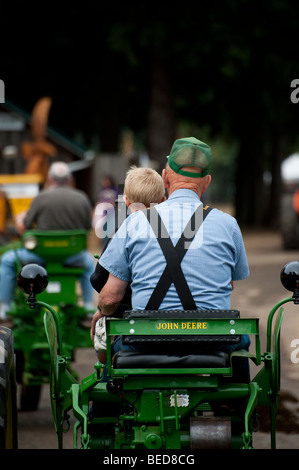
[0,162,95,320]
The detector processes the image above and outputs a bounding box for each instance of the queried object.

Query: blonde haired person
[91,166,166,362]
[123,166,166,211]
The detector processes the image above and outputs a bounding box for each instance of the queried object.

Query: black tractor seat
[112,349,229,369]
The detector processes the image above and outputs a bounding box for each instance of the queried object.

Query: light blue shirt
[99,189,249,311]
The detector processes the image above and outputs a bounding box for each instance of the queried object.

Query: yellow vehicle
[0,174,43,241]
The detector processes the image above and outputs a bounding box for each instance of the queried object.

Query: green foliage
[3,1,299,223]
[178,122,238,203]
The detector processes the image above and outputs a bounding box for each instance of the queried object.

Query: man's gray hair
[48,162,71,185]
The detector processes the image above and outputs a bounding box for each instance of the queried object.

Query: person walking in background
[92,175,118,245]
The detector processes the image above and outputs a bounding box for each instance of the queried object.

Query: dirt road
[230,229,299,449]
[16,229,299,449]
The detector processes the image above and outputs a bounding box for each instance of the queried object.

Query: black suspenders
[145,205,213,310]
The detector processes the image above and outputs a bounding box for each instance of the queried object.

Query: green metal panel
[107,317,259,336]
[22,230,87,262]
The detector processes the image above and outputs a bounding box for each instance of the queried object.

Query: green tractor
[1,230,93,411]
[18,260,299,449]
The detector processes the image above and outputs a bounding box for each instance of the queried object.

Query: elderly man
[0,161,95,320]
[93,137,250,379]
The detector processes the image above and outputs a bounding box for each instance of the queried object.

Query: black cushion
[112,349,230,369]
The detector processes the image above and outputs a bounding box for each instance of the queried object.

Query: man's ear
[162,168,170,189]
[201,175,211,195]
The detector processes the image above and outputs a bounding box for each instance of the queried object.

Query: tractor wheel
[15,350,25,384]
[0,326,18,448]
[15,351,42,410]
[20,384,42,411]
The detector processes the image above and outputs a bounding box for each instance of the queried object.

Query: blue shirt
[99,189,249,311]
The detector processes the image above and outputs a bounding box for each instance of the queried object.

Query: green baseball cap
[167,137,212,177]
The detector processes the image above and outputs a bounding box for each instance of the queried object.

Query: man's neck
[168,182,202,198]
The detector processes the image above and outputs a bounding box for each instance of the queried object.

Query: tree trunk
[235,126,266,227]
[147,56,176,171]
[268,131,285,228]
